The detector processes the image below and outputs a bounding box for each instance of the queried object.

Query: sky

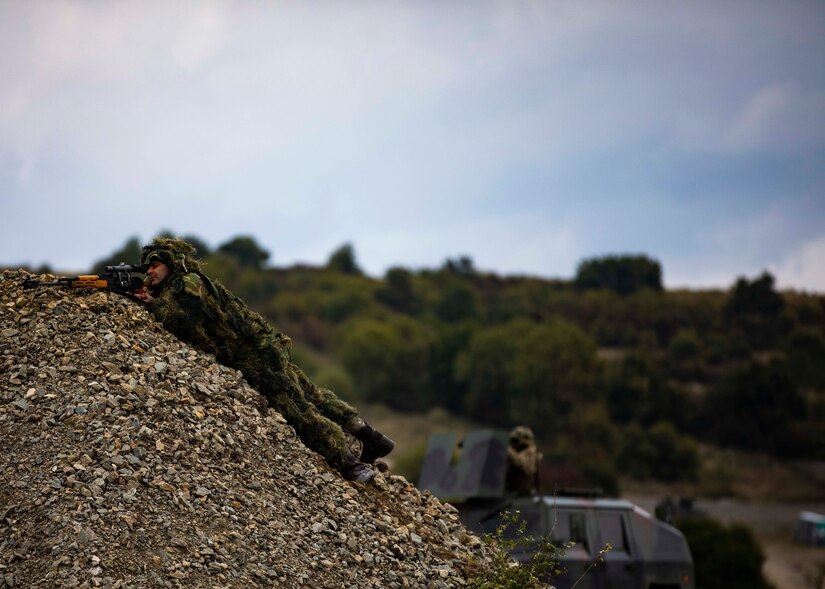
[1,1,824,292]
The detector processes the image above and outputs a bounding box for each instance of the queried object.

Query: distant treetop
[575,254,663,295]
[442,256,476,277]
[217,235,270,269]
[327,243,363,275]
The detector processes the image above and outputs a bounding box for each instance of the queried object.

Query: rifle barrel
[22,277,75,288]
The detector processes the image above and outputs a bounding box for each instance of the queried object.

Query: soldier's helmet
[141,237,202,275]
[509,426,535,446]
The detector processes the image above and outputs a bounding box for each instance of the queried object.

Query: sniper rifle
[22,263,148,303]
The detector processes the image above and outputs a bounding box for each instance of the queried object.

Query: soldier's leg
[291,365,396,463]
[259,339,359,428]
[291,365,358,426]
[255,366,374,483]
[265,383,349,468]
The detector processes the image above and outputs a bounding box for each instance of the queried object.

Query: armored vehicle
[419,430,694,589]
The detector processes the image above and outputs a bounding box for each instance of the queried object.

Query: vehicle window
[548,509,590,553]
[570,513,588,548]
[597,512,629,553]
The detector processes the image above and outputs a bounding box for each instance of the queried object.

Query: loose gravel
[0,270,493,589]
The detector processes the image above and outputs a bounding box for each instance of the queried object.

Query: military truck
[419,430,694,589]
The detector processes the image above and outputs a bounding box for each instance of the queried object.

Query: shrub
[702,361,806,456]
[617,422,699,482]
[469,511,565,589]
[338,317,432,412]
[785,326,825,388]
[674,516,774,589]
[469,511,610,589]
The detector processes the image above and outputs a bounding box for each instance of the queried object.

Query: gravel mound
[0,270,492,589]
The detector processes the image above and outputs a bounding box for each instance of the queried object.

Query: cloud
[675,84,825,155]
[1,2,824,292]
[169,1,229,71]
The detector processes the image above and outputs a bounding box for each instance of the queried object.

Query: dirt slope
[0,270,492,589]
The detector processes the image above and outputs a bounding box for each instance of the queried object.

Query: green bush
[337,317,432,412]
[703,361,806,456]
[469,511,610,589]
[455,322,519,425]
[674,516,774,589]
[375,266,421,314]
[668,328,704,379]
[724,272,786,349]
[784,326,825,388]
[617,422,699,482]
[436,281,478,323]
[469,511,565,589]
[457,318,598,433]
[560,405,621,495]
[605,355,697,430]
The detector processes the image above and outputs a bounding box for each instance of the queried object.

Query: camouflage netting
[0,270,493,589]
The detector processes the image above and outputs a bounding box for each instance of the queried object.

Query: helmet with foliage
[141,237,203,276]
[509,426,535,447]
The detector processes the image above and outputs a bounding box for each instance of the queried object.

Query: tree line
[89,234,825,492]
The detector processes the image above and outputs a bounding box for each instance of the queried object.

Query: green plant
[469,510,563,589]
[617,421,699,482]
[674,515,774,589]
[469,511,610,589]
[337,316,433,411]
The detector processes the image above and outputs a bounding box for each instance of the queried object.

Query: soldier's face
[146,261,170,286]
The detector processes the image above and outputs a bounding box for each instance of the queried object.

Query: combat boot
[355,423,395,464]
[342,451,375,484]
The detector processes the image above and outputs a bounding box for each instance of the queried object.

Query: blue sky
[1,1,824,291]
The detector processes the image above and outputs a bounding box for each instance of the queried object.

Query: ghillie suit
[505,426,542,495]
[140,237,393,482]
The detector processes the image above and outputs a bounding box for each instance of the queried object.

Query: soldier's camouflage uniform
[505,426,542,495]
[141,238,359,471]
